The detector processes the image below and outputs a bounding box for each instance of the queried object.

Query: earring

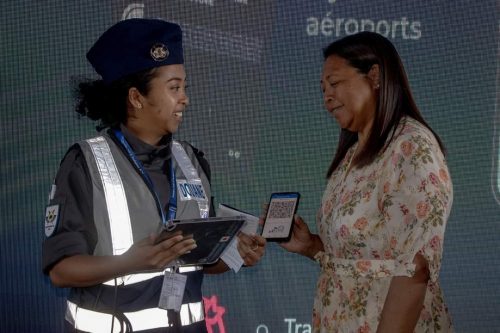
[137,103,142,109]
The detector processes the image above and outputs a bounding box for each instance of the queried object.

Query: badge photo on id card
[261,192,300,242]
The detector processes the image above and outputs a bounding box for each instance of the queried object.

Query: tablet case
[158,216,245,265]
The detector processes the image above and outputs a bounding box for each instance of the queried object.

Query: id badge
[159,271,187,311]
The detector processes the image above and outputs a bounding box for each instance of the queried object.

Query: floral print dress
[313,117,454,333]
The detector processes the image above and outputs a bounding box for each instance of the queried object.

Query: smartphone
[261,192,300,242]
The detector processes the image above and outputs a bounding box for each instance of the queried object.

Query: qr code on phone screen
[268,200,295,219]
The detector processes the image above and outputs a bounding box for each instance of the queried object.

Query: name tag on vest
[177,179,208,202]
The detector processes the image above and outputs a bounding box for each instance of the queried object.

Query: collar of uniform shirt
[119,124,172,167]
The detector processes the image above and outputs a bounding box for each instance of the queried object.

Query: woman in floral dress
[280,32,454,332]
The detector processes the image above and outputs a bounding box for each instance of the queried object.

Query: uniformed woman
[42,18,266,333]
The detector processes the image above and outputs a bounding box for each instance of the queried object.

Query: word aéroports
[306,13,422,40]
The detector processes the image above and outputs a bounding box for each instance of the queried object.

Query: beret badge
[150,43,169,61]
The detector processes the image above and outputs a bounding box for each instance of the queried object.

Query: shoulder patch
[44,204,60,237]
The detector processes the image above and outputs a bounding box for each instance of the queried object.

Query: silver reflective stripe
[102,265,203,286]
[86,137,133,255]
[171,141,201,180]
[171,141,210,218]
[103,272,163,286]
[167,265,203,273]
[66,300,204,332]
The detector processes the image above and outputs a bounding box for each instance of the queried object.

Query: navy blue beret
[87,18,184,84]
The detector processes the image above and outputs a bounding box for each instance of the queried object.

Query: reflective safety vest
[65,132,211,332]
[65,298,204,332]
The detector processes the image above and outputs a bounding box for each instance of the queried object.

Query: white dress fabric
[313,117,454,333]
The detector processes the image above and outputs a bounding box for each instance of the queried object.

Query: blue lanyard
[113,129,177,228]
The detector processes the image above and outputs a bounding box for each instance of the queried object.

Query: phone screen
[261,192,300,242]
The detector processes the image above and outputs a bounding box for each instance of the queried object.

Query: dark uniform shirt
[42,126,213,333]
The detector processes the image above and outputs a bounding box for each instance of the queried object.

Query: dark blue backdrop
[1,1,499,332]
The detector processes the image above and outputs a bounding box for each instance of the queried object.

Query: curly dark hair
[73,67,158,130]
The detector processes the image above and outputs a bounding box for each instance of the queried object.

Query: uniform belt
[103,265,203,286]
[66,300,204,332]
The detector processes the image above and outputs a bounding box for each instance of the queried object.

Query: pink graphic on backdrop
[204,295,226,333]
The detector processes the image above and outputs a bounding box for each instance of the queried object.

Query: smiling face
[126,64,189,145]
[321,55,378,138]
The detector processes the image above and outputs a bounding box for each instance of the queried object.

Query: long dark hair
[73,68,158,130]
[325,31,445,178]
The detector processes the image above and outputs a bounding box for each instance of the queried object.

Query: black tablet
[157,216,245,266]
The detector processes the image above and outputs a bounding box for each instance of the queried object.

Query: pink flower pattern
[354,217,368,230]
[313,117,454,332]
